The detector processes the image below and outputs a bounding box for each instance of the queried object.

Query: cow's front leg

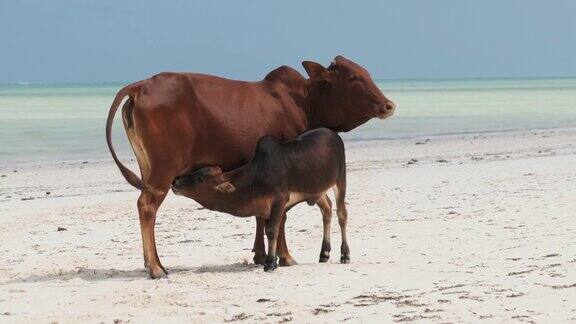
[253,218,267,265]
[264,196,286,272]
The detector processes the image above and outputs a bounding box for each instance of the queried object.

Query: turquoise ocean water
[1,78,575,166]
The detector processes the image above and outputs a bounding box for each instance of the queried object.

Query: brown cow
[171,128,349,272]
[106,55,395,278]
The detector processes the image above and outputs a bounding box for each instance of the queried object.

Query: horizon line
[2,75,576,86]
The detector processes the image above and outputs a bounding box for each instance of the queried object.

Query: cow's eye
[348,75,358,82]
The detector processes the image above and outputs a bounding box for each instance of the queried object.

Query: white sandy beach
[1,128,576,323]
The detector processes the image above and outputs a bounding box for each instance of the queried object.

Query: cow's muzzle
[376,101,396,119]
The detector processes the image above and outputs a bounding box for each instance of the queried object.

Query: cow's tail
[106,82,157,194]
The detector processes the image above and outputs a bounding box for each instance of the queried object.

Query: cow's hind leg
[277,212,297,266]
[141,226,150,268]
[334,181,350,264]
[317,194,333,262]
[138,190,170,279]
[136,167,175,279]
[253,218,266,265]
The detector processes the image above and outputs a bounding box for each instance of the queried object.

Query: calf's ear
[302,61,328,80]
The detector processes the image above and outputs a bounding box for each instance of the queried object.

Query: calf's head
[303,55,396,132]
[172,166,223,196]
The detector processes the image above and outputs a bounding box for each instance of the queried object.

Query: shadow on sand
[194,262,260,274]
[2,262,259,284]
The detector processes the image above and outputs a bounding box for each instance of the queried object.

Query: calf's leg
[317,194,333,262]
[264,196,286,272]
[253,218,266,265]
[334,182,350,264]
[276,212,297,266]
[256,216,294,266]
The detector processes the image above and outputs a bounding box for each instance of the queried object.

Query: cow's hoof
[253,253,266,265]
[149,266,168,279]
[279,256,297,267]
[340,254,350,264]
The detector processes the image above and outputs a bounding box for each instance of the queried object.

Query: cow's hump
[264,66,305,87]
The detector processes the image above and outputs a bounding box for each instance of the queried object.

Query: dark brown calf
[172,128,349,271]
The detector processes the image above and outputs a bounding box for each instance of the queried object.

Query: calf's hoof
[149,265,168,279]
[253,253,267,265]
[279,256,297,267]
[319,251,330,263]
[263,262,278,272]
[340,254,350,264]
[215,182,236,193]
[264,256,278,272]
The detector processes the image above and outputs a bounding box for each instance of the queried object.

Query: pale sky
[1,0,575,83]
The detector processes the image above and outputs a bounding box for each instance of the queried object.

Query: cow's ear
[302,61,328,80]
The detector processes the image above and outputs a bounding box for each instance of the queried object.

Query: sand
[1,128,576,323]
